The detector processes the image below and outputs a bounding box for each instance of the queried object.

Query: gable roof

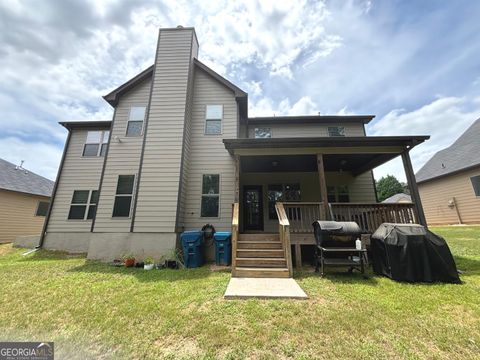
[416,118,480,183]
[0,158,54,197]
[382,193,412,203]
[102,59,247,107]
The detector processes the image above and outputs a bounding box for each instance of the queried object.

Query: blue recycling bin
[181,231,204,268]
[214,232,232,266]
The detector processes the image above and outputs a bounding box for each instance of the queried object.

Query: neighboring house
[382,193,412,204]
[0,158,54,243]
[416,118,480,225]
[41,27,429,277]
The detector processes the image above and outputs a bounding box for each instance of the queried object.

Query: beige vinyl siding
[94,78,150,232]
[47,129,104,232]
[418,167,480,225]
[0,190,49,243]
[247,123,365,138]
[134,29,197,232]
[182,68,237,231]
[176,38,198,231]
[328,171,376,202]
[240,170,376,232]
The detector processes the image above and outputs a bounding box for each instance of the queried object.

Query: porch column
[401,150,427,227]
[316,154,331,220]
[234,155,240,203]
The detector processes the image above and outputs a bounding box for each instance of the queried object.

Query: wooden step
[237,241,282,249]
[236,257,287,268]
[239,233,280,242]
[236,249,285,258]
[234,267,290,278]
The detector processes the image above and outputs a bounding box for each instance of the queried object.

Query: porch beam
[401,150,427,227]
[234,155,240,202]
[351,153,399,176]
[316,153,331,220]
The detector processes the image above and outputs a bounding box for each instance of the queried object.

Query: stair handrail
[231,202,239,276]
[275,202,293,276]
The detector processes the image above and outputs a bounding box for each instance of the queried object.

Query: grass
[0,226,479,359]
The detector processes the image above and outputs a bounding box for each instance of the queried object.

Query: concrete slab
[224,277,308,300]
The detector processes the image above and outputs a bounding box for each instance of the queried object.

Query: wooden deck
[232,201,418,273]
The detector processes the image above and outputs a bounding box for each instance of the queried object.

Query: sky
[0,0,479,182]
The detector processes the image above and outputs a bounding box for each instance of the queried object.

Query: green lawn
[0,226,479,359]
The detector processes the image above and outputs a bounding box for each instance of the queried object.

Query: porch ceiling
[240,153,400,175]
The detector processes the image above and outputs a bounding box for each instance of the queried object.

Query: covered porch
[224,135,429,272]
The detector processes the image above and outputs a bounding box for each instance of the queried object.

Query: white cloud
[371,97,480,181]
[0,137,63,180]
[249,96,319,117]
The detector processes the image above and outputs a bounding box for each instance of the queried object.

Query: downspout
[36,130,72,249]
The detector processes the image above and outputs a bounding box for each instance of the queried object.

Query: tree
[376,175,405,202]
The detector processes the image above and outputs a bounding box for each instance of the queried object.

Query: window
[337,185,350,202]
[68,190,98,220]
[201,174,220,217]
[112,175,135,217]
[268,184,283,219]
[267,183,301,220]
[326,186,350,202]
[327,186,336,203]
[126,106,146,137]
[284,184,301,201]
[255,128,272,138]
[205,105,222,134]
[328,126,345,137]
[83,130,109,157]
[471,175,480,196]
[35,201,49,216]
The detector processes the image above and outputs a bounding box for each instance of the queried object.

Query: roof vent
[441,163,446,169]
[15,160,28,174]
[177,25,184,28]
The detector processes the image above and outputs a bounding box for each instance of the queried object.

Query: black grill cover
[371,223,460,283]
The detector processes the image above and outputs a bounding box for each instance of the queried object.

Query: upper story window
[328,126,345,137]
[205,105,223,135]
[255,128,272,138]
[471,175,480,196]
[35,201,49,217]
[126,106,146,137]
[83,131,109,157]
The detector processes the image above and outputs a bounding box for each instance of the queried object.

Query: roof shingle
[0,158,54,197]
[416,118,480,183]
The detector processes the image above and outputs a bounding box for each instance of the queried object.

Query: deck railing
[282,202,328,233]
[275,202,293,276]
[283,202,417,233]
[231,203,239,276]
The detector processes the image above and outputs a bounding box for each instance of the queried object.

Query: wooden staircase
[234,233,290,278]
[231,203,293,278]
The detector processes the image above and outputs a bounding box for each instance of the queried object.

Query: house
[40,27,430,277]
[382,193,412,204]
[0,158,54,243]
[416,118,480,225]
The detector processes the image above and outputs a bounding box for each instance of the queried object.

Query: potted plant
[144,257,155,270]
[122,253,135,268]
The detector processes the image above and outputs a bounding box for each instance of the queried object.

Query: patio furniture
[313,221,367,276]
